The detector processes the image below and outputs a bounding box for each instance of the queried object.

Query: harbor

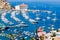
[0,0,60,40]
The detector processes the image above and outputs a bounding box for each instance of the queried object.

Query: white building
[20,3,28,11]
[15,5,20,10]
[56,29,60,37]
[15,3,28,11]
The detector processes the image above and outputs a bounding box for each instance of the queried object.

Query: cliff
[0,0,12,10]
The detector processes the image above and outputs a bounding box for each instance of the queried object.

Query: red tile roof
[20,3,27,7]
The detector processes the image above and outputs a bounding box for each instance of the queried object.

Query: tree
[21,37,26,40]
[30,37,35,40]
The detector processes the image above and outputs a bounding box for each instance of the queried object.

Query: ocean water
[0,2,60,40]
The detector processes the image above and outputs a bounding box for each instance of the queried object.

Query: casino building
[15,3,28,11]
[20,3,28,11]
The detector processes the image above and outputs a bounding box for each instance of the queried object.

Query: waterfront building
[15,5,20,10]
[20,3,28,11]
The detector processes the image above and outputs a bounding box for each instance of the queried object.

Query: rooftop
[20,3,28,7]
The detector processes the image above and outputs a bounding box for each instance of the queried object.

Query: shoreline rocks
[0,0,12,10]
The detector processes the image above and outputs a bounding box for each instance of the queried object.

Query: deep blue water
[6,2,60,31]
[0,2,60,40]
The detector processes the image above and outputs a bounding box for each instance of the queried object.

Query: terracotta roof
[38,27,43,32]
[20,3,27,7]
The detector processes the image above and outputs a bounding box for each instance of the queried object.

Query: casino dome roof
[20,3,28,7]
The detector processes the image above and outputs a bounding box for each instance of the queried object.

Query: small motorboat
[29,19,38,24]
